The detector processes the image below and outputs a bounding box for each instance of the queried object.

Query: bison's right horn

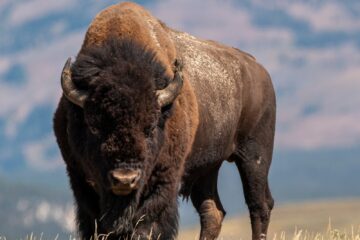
[156,59,184,107]
[61,57,88,108]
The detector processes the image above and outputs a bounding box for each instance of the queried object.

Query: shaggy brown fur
[82,2,177,78]
[54,2,275,240]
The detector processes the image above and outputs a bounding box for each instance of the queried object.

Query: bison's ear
[61,57,89,108]
[156,59,184,107]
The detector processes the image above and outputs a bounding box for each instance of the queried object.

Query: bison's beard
[97,164,155,237]
[98,191,139,236]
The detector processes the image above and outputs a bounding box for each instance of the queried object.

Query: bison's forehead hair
[71,36,170,91]
[66,38,171,162]
[66,37,175,144]
[69,36,172,124]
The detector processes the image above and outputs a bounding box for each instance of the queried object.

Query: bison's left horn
[156,59,184,107]
[61,57,88,108]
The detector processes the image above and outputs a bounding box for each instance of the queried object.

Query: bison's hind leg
[230,126,275,239]
[230,139,274,240]
[229,102,275,240]
[190,163,226,240]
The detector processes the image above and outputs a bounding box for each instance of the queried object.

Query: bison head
[60,38,182,232]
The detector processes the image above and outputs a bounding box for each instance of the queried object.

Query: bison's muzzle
[108,168,141,195]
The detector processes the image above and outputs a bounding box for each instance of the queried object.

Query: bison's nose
[108,169,141,195]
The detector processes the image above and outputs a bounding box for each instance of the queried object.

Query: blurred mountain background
[0,0,359,238]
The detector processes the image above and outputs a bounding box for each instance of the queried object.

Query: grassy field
[1,198,359,240]
[179,198,360,240]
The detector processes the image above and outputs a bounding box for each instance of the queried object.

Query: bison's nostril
[109,168,141,189]
[130,177,136,184]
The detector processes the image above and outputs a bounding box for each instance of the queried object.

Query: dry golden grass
[1,199,359,240]
[179,198,360,240]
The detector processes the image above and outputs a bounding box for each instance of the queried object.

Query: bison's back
[169,30,275,167]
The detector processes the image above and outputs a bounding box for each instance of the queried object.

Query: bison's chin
[111,187,134,196]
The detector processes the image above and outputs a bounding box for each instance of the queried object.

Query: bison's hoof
[259,233,267,240]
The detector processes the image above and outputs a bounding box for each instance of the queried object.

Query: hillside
[0,178,74,239]
[179,198,360,240]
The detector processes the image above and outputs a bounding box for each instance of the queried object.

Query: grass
[2,226,360,240]
[179,198,360,240]
[177,224,360,240]
[1,199,360,240]
[270,224,360,240]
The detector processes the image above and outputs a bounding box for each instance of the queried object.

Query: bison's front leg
[132,166,180,240]
[134,201,178,240]
[190,163,226,240]
[67,166,102,239]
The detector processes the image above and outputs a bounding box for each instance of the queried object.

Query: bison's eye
[161,103,173,116]
[158,103,173,129]
[86,179,96,188]
[88,125,100,136]
[144,125,156,137]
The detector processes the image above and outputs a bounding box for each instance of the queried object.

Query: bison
[53,2,276,240]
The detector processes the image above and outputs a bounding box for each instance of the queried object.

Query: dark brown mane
[69,37,173,163]
[71,36,170,91]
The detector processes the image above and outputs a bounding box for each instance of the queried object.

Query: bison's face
[82,83,165,197]
[61,53,183,198]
